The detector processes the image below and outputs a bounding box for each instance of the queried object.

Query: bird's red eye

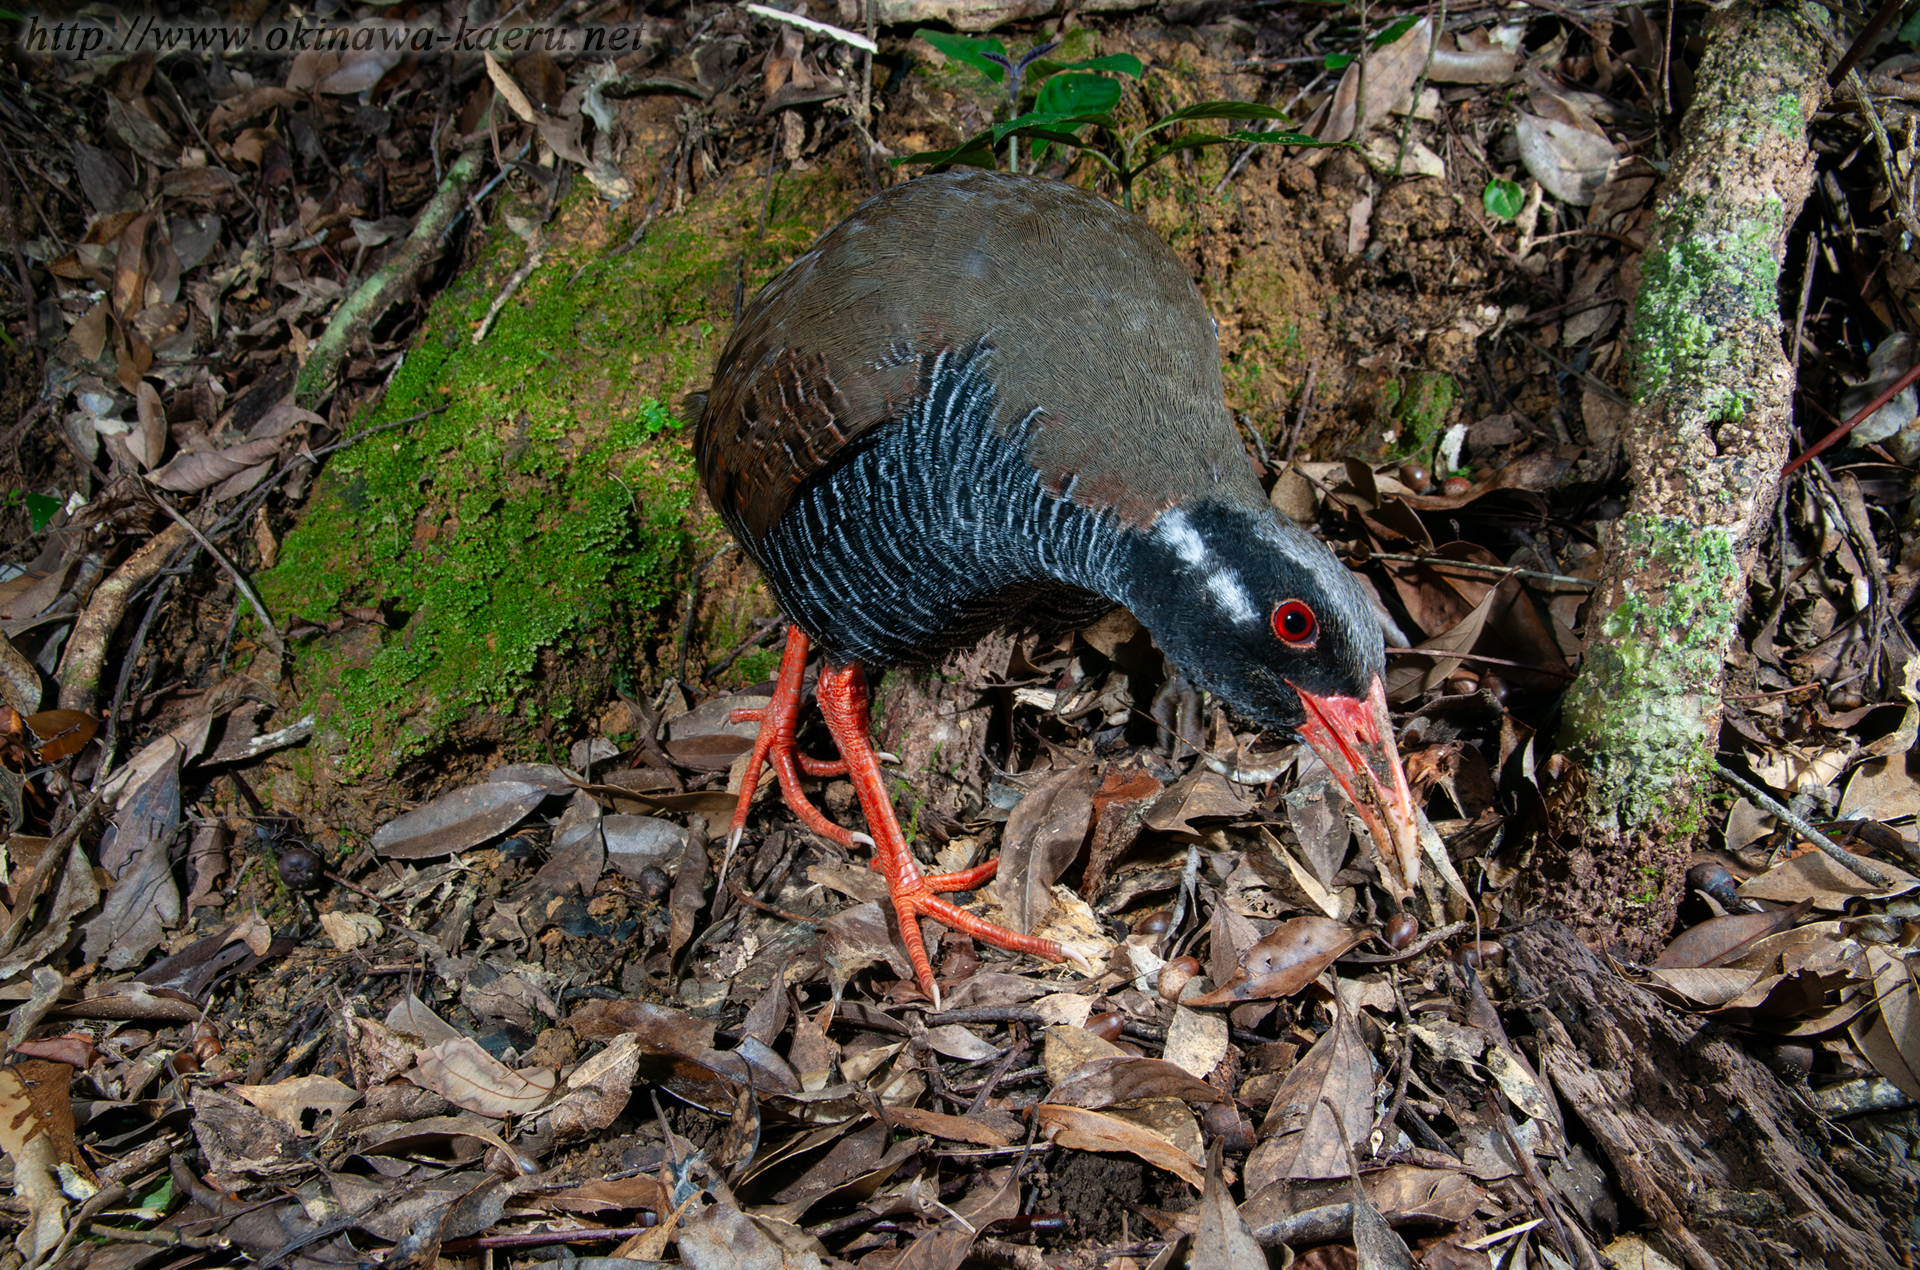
[1272,600,1317,647]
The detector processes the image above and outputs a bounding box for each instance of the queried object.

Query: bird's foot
[725,625,860,855]
[815,661,1082,1006]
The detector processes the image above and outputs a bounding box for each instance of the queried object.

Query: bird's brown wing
[696,169,1259,547]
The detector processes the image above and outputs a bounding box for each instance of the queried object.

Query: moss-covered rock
[258,162,867,777]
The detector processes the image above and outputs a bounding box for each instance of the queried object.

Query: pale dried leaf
[371,780,549,859]
[1515,111,1619,206]
[411,1036,556,1117]
[234,1075,360,1131]
[146,437,283,493]
[319,909,385,950]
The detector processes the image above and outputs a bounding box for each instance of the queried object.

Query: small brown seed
[1398,462,1433,493]
[1158,956,1200,1000]
[1457,940,1505,968]
[1133,909,1173,936]
[1382,913,1419,950]
[1086,1012,1125,1043]
[1442,475,1472,496]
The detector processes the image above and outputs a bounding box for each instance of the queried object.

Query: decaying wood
[1508,921,1903,1269]
[1536,1,1825,955]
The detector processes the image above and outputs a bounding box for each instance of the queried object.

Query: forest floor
[0,1,1916,1267]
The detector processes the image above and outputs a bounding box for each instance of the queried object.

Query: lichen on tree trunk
[1530,1,1825,956]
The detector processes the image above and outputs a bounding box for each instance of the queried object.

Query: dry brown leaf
[1189,916,1369,1004]
[370,779,550,859]
[1515,110,1619,205]
[0,1065,68,1261]
[1245,1005,1374,1187]
[1048,1056,1226,1109]
[544,1033,643,1143]
[993,761,1095,933]
[1737,849,1918,909]
[1037,1104,1205,1188]
[1193,1141,1264,1267]
[319,910,384,950]
[411,1036,556,1118]
[234,1075,361,1131]
[877,1104,1012,1147]
[1653,900,1813,969]
[146,436,283,493]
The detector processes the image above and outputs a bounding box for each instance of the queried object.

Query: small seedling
[901,41,1330,211]
[1483,178,1525,222]
[919,31,1144,174]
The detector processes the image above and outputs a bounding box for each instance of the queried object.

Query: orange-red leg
[815,660,1075,1005]
[727,626,1081,1004]
[727,628,860,852]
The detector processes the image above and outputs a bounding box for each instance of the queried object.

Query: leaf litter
[0,0,1917,1266]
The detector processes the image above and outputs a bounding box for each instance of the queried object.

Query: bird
[691,168,1419,1006]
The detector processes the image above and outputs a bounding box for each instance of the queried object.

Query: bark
[1531,2,1825,956]
[1507,922,1905,1270]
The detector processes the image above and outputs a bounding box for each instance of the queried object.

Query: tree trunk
[1530,2,1824,956]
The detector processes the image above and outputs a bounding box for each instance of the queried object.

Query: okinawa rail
[690,169,1419,1006]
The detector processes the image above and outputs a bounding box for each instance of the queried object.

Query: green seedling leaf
[1372,15,1421,46]
[1035,73,1122,116]
[1135,100,1294,141]
[24,492,59,532]
[1325,52,1355,70]
[1482,177,1525,221]
[921,30,1010,83]
[1903,8,1920,43]
[1224,129,1320,145]
[1031,53,1144,78]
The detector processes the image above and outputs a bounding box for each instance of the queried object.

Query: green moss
[1558,515,1739,830]
[257,194,754,771]
[1381,372,1459,462]
[1632,201,1783,407]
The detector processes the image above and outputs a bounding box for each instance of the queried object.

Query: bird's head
[1125,501,1421,901]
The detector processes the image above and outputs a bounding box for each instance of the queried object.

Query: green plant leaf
[1135,100,1294,140]
[921,30,1010,83]
[1903,8,1920,43]
[1224,129,1321,145]
[1482,177,1525,221]
[1034,73,1122,115]
[24,492,59,533]
[1031,53,1145,79]
[1372,15,1421,46]
[1325,52,1355,70]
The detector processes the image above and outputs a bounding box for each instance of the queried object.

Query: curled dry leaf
[1048,1056,1226,1109]
[544,1033,643,1143]
[146,437,284,493]
[1037,1103,1205,1188]
[1188,916,1370,1004]
[411,1036,557,1118]
[1653,900,1813,969]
